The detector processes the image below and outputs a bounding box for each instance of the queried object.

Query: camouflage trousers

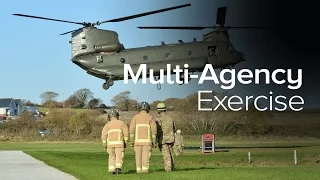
[173,145,183,156]
[161,143,174,172]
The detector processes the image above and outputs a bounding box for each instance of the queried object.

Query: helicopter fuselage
[70,27,245,83]
[73,41,243,80]
[12,4,260,90]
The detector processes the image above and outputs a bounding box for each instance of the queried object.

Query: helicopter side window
[208,46,219,57]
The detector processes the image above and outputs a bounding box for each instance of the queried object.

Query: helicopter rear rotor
[137,6,268,31]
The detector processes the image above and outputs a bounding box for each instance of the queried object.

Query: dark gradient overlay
[174,0,320,109]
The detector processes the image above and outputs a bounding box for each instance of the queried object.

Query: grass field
[1,139,320,180]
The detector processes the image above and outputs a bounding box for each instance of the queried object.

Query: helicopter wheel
[107,79,114,86]
[102,83,109,90]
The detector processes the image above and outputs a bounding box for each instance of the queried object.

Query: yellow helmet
[177,129,181,134]
[157,102,166,111]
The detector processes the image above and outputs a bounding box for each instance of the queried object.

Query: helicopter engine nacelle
[70,27,124,59]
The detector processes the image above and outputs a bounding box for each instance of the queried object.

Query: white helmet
[176,129,181,134]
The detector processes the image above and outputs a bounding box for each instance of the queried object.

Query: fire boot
[115,168,121,174]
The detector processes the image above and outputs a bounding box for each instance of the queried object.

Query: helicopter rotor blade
[60,27,83,35]
[216,7,227,26]
[137,26,213,30]
[138,25,268,30]
[12,14,85,25]
[97,3,191,25]
[225,26,269,29]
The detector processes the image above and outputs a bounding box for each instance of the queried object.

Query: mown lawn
[1,139,320,180]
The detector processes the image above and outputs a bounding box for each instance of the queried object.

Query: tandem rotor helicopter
[13,3,266,90]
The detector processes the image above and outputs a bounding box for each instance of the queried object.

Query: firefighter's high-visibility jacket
[129,111,157,145]
[101,117,129,148]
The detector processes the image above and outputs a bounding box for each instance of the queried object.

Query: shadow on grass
[124,167,215,174]
[184,145,311,151]
[218,145,311,149]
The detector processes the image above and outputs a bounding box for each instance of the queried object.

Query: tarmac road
[0,151,78,180]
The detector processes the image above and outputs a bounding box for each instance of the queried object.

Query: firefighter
[173,129,184,156]
[101,109,129,174]
[129,101,157,173]
[156,102,176,172]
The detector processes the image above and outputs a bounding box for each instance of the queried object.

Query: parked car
[25,106,40,117]
[39,128,54,136]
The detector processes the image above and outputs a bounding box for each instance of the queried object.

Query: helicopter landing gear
[102,78,114,90]
[102,83,109,90]
[107,79,114,86]
[153,76,162,90]
[178,73,191,85]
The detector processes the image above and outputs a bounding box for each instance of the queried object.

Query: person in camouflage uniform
[173,129,184,156]
[155,102,176,172]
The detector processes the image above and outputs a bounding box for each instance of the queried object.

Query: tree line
[22,88,189,111]
[23,88,109,109]
[4,89,320,140]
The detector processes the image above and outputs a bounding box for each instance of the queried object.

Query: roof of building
[13,99,21,105]
[0,98,14,108]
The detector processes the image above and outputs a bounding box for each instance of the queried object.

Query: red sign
[201,134,215,153]
[202,134,213,139]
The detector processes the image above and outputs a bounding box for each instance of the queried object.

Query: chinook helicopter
[13,4,265,90]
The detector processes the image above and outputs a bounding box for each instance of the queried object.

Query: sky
[0,0,318,108]
[0,0,224,105]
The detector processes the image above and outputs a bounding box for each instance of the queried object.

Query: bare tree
[22,99,35,106]
[74,88,94,106]
[97,98,103,106]
[111,91,131,111]
[87,98,100,109]
[40,91,59,105]
[128,99,138,111]
[150,100,161,110]
[65,95,84,108]
[163,98,182,111]
[99,104,107,109]
[173,91,238,135]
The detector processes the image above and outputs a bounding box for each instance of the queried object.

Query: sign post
[201,134,215,153]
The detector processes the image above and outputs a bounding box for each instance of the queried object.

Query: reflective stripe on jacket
[101,117,129,148]
[129,110,157,145]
